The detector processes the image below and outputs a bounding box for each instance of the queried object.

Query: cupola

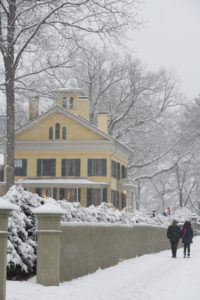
[56,88,89,121]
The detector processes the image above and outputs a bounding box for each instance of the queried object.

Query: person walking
[182,221,193,258]
[167,220,181,258]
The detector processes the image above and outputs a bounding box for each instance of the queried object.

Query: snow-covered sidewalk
[7,237,200,300]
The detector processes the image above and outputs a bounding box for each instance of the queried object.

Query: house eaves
[0,105,133,156]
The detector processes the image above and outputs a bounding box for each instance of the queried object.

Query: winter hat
[172,220,178,225]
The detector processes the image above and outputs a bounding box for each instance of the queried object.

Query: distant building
[0,88,135,210]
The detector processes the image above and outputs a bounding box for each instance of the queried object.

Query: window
[121,193,126,209]
[87,188,107,207]
[112,161,120,179]
[62,97,67,108]
[121,165,127,179]
[111,160,116,177]
[62,159,80,176]
[35,188,57,199]
[88,159,107,176]
[36,188,42,197]
[53,188,57,200]
[37,159,56,176]
[117,163,120,179]
[14,159,27,176]
[111,190,119,208]
[55,123,60,139]
[59,188,81,202]
[49,127,53,140]
[62,127,66,139]
[69,96,74,108]
[0,169,4,181]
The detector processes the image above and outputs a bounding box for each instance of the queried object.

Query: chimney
[97,113,108,133]
[29,96,39,120]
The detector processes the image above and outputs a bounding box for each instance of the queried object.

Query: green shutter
[78,188,81,202]
[121,165,125,178]
[117,163,120,179]
[62,159,66,176]
[115,162,117,178]
[117,192,119,208]
[88,159,92,176]
[111,190,114,204]
[53,188,57,200]
[22,159,27,176]
[52,159,56,176]
[37,159,41,176]
[102,159,107,176]
[87,188,92,206]
[103,188,107,202]
[75,159,80,176]
[36,188,41,197]
[60,188,65,200]
[111,160,114,177]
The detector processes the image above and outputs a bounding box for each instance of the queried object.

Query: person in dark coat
[167,220,181,258]
[182,221,193,258]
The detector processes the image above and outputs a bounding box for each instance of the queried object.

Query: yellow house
[1,88,135,210]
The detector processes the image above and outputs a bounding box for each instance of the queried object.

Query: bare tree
[71,46,126,124]
[72,48,183,201]
[0,0,141,189]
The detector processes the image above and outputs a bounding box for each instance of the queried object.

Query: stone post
[0,199,17,300]
[126,191,134,212]
[34,204,65,286]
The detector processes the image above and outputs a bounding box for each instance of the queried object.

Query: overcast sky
[129,0,200,99]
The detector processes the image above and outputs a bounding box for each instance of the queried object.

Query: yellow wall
[11,149,128,206]
[14,151,111,180]
[29,98,39,120]
[97,114,108,133]
[56,93,89,121]
[4,91,129,208]
[16,112,105,141]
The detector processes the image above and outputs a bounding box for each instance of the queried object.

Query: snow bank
[0,198,18,210]
[1,185,195,279]
[7,237,200,300]
[33,203,65,214]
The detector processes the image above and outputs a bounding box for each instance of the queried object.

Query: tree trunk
[179,190,183,207]
[5,0,16,190]
[6,75,15,190]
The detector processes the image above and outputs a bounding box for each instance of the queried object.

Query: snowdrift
[1,185,195,279]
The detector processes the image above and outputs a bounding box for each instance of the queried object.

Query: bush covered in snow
[172,207,197,224]
[3,186,45,279]
[1,185,196,279]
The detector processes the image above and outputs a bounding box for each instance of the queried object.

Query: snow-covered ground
[7,236,200,300]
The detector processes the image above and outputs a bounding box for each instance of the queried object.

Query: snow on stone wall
[1,185,195,279]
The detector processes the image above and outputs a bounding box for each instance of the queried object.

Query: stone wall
[60,224,170,282]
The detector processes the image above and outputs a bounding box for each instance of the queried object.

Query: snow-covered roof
[16,178,108,188]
